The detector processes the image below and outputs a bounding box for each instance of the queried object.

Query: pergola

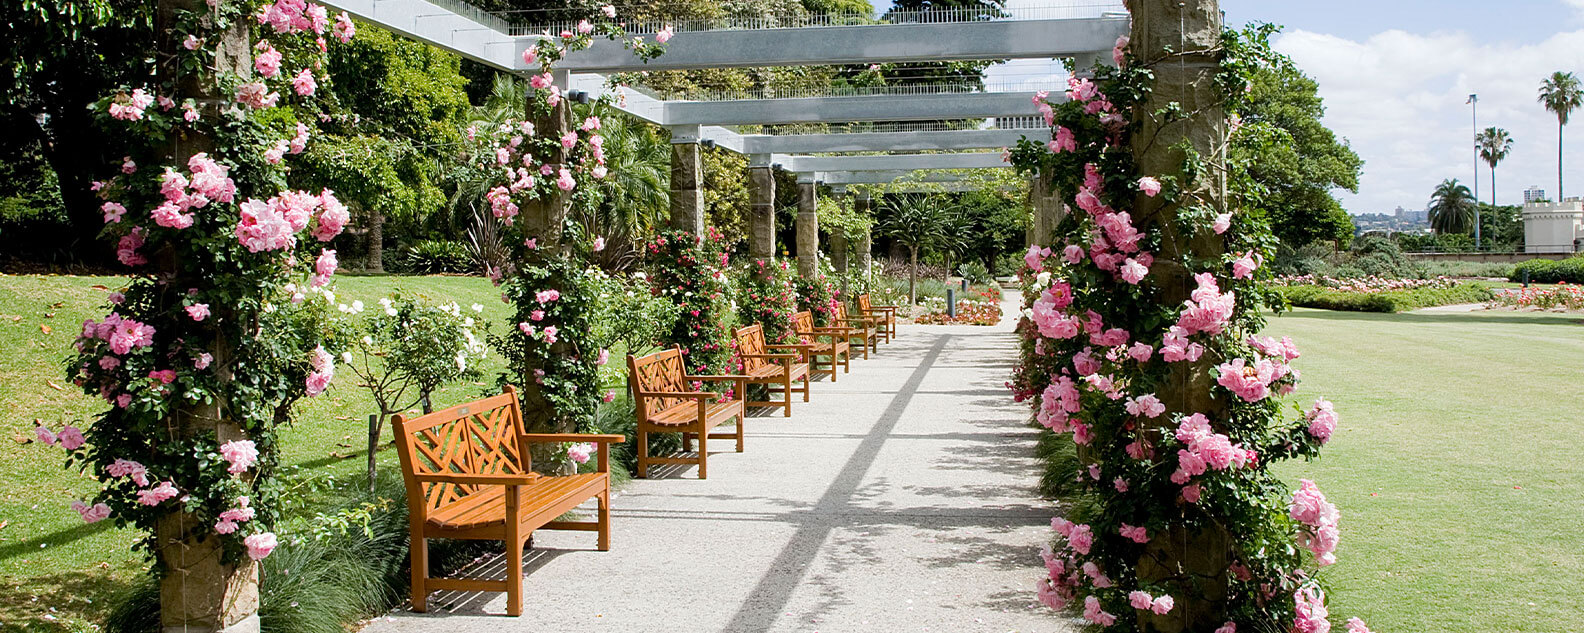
[320,0,1125,275]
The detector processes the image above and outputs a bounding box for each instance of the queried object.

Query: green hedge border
[1277,283,1494,313]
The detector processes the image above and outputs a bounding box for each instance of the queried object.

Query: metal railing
[749,117,1047,136]
[504,2,1127,37]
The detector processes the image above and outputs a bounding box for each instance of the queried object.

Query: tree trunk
[366,207,385,273]
[1560,121,1565,201]
[367,413,381,494]
[1129,1,1230,630]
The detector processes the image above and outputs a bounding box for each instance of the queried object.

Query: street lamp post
[1468,93,1482,250]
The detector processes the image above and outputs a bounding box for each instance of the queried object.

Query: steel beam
[781,152,1008,172]
[663,92,1047,126]
[741,129,1046,154]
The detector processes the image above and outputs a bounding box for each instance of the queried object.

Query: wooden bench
[858,293,898,344]
[832,303,881,359]
[627,347,748,479]
[791,310,851,380]
[734,323,812,417]
[392,385,624,617]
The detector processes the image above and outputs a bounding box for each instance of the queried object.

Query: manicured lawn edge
[1277,283,1494,312]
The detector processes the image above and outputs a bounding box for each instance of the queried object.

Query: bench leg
[597,488,611,551]
[682,431,693,453]
[505,496,523,617]
[696,425,708,480]
[842,350,851,373]
[736,413,745,452]
[802,370,811,402]
[409,529,428,613]
[827,354,838,382]
[782,377,793,417]
[636,429,649,479]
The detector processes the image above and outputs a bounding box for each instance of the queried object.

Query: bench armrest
[412,472,544,486]
[518,433,626,444]
[686,374,750,382]
[766,343,813,351]
[741,353,800,361]
[637,391,717,400]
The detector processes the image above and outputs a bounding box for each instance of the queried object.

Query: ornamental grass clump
[1006,23,1372,632]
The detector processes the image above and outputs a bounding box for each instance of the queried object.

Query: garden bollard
[947,288,957,318]
[961,278,968,291]
[1523,270,1529,288]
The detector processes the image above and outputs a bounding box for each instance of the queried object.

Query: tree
[1475,127,1513,206]
[1427,178,1477,236]
[954,188,1028,274]
[875,194,951,304]
[1538,71,1582,200]
[1233,43,1363,247]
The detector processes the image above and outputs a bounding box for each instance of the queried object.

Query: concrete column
[522,77,573,255]
[1026,164,1066,248]
[796,180,819,278]
[1130,1,1229,631]
[855,193,874,274]
[748,156,776,260]
[669,125,706,234]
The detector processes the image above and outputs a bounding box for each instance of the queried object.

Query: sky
[881,0,1584,213]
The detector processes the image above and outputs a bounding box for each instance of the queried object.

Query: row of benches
[389,293,900,615]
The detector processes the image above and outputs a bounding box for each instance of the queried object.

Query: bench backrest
[392,386,528,514]
[734,324,770,373]
[833,303,851,322]
[791,311,814,336]
[858,294,873,312]
[628,346,690,418]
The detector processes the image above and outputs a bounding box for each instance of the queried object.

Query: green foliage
[957,260,992,285]
[394,239,473,274]
[794,273,840,326]
[737,258,801,344]
[1510,254,1584,284]
[644,228,735,375]
[589,271,681,360]
[1278,283,1493,312]
[1233,44,1362,247]
[953,188,1027,274]
[816,194,873,241]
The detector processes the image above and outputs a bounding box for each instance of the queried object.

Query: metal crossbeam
[742,129,1047,154]
[780,152,1009,173]
[663,92,1046,126]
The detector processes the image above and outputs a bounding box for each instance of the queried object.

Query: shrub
[735,259,800,344]
[645,228,735,375]
[1277,283,1494,312]
[794,274,840,326]
[957,261,993,285]
[396,239,474,274]
[1510,255,1584,284]
[1419,260,1515,278]
[1488,283,1584,310]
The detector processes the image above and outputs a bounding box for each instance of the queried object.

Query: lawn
[1263,307,1583,633]
[0,273,512,632]
[2,274,1579,632]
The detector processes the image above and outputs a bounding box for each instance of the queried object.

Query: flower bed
[1488,283,1584,311]
[916,288,1004,325]
[1276,282,1493,312]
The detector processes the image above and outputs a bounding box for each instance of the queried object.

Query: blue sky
[879,1,1584,213]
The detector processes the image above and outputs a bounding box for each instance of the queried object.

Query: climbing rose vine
[646,227,735,376]
[1008,25,1370,633]
[737,258,800,345]
[43,0,357,564]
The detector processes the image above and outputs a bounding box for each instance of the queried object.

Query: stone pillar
[156,1,260,631]
[1130,1,1228,631]
[855,193,874,275]
[796,180,819,279]
[748,156,777,261]
[521,71,573,256]
[669,125,706,234]
[1026,165,1066,248]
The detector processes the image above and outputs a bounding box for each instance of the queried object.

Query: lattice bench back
[393,386,529,515]
[791,311,814,338]
[734,324,770,373]
[858,294,875,312]
[628,346,690,418]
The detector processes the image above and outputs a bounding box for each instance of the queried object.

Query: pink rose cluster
[214,496,257,534]
[79,312,156,356]
[305,345,335,396]
[1170,413,1257,493]
[108,88,156,121]
[566,442,594,465]
[1290,480,1340,566]
[235,188,346,252]
[219,439,260,474]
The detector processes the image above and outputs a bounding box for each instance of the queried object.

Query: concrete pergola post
[669,124,707,234]
[796,177,820,279]
[855,192,874,276]
[1129,1,1230,631]
[1027,165,1066,247]
[748,154,777,261]
[520,70,574,256]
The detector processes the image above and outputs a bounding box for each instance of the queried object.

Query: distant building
[1522,198,1584,253]
[1524,185,1548,203]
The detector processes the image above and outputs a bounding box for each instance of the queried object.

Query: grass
[1277,283,1494,312]
[0,273,513,632]
[1262,308,1583,633]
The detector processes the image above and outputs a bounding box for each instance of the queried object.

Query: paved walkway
[364,295,1070,633]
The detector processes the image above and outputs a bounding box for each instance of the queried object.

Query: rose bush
[1007,25,1370,632]
[644,227,735,375]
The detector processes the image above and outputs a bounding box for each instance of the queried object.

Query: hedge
[1277,283,1495,313]
[1509,255,1584,284]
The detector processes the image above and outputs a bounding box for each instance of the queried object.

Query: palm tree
[875,194,952,305]
[1427,179,1477,236]
[1475,127,1513,250]
[1537,71,1583,200]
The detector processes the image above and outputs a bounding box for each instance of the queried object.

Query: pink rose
[244,532,278,560]
[1137,176,1162,197]
[57,426,85,450]
[1151,595,1174,615]
[219,439,259,474]
[186,303,210,321]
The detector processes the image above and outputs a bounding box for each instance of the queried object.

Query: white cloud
[1276,27,1584,212]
